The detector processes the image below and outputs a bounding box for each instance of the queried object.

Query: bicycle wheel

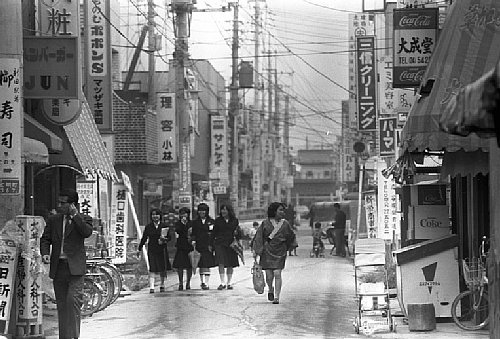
[102,263,123,304]
[81,277,103,317]
[451,289,489,330]
[87,265,115,312]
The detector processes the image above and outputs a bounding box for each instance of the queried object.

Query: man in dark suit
[41,188,93,339]
[332,203,347,257]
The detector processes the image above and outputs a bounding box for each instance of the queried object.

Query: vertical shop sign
[343,154,355,183]
[14,216,44,328]
[209,116,229,181]
[85,0,112,130]
[0,236,17,333]
[393,8,438,88]
[379,117,397,157]
[0,59,21,195]
[157,93,177,163]
[364,191,378,238]
[356,36,377,131]
[110,183,128,264]
[377,161,399,240]
[76,179,98,218]
[379,56,396,116]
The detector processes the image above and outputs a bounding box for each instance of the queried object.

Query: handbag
[251,261,265,294]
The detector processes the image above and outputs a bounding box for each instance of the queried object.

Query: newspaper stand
[353,238,395,334]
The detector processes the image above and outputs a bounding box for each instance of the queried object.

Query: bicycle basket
[462,258,486,286]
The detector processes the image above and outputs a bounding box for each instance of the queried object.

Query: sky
[118,0,368,152]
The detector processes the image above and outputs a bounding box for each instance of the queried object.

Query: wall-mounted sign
[209,116,228,181]
[356,36,377,131]
[393,8,439,88]
[23,37,79,99]
[379,117,397,157]
[110,183,128,264]
[42,97,82,125]
[157,93,177,163]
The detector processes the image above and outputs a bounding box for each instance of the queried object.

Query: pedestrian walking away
[190,203,216,290]
[137,208,171,293]
[252,202,296,304]
[40,188,93,339]
[213,204,242,290]
[332,203,347,257]
[172,207,193,290]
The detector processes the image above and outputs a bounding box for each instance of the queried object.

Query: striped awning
[63,98,118,181]
[400,0,500,154]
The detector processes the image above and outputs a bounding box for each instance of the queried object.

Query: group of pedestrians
[138,203,242,292]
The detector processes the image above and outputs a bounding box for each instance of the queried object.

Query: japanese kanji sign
[209,116,229,181]
[76,180,98,218]
[356,36,377,131]
[0,236,17,333]
[343,154,355,183]
[85,0,112,130]
[393,8,438,88]
[379,117,397,157]
[0,58,21,195]
[110,183,128,265]
[157,93,177,164]
[377,161,399,240]
[364,191,378,239]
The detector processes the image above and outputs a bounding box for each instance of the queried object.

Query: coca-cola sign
[393,8,438,88]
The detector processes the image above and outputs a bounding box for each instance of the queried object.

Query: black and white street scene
[0,0,499,338]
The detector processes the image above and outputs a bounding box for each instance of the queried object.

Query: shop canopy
[400,0,500,155]
[22,137,49,164]
[63,97,118,181]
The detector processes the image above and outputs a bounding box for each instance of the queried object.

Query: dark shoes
[201,283,209,290]
[217,284,226,290]
[227,285,233,290]
[149,289,154,294]
[267,291,274,301]
[272,298,280,304]
[160,286,165,292]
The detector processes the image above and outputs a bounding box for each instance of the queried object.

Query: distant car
[295,205,310,218]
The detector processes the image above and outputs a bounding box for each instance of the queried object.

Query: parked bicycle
[451,236,489,330]
[81,257,124,317]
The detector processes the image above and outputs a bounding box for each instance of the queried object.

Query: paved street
[42,225,489,339]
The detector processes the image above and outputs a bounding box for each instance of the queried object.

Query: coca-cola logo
[399,15,432,27]
[400,70,425,82]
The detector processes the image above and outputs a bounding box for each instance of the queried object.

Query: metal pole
[251,0,261,208]
[356,161,365,241]
[147,0,156,109]
[229,2,239,213]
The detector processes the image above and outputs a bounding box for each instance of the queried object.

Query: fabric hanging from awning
[22,137,49,164]
[441,150,489,178]
[440,61,500,143]
[63,97,118,181]
[400,0,500,154]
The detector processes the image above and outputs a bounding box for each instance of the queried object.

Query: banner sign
[209,116,229,181]
[393,8,439,88]
[364,191,378,238]
[110,183,128,264]
[23,37,79,99]
[0,59,22,195]
[343,154,355,183]
[379,117,397,157]
[0,236,17,333]
[379,56,396,116]
[85,0,112,130]
[77,179,98,218]
[377,162,399,240]
[157,93,177,163]
[356,36,377,131]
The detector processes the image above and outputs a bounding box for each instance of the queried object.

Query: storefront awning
[63,98,118,181]
[440,61,500,144]
[22,137,49,164]
[24,114,63,152]
[400,0,500,154]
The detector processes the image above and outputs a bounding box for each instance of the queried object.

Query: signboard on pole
[77,179,98,218]
[157,93,177,163]
[0,58,22,195]
[379,117,397,157]
[209,116,229,181]
[393,8,439,88]
[110,183,128,264]
[0,236,17,334]
[364,191,378,238]
[356,36,377,131]
[377,161,399,240]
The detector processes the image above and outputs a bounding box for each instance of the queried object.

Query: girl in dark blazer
[138,208,171,293]
[213,204,241,290]
[190,203,216,290]
[172,207,193,290]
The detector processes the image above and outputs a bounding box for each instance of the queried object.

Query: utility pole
[229,1,239,213]
[171,0,193,211]
[284,94,291,204]
[273,62,280,202]
[0,2,23,227]
[147,0,156,109]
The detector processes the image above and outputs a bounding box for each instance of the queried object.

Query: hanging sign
[356,36,377,131]
[379,117,397,157]
[110,183,128,264]
[157,93,177,163]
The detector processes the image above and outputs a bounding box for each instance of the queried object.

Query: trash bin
[407,303,436,331]
[392,235,459,318]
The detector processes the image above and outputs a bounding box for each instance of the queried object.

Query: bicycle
[451,237,489,330]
